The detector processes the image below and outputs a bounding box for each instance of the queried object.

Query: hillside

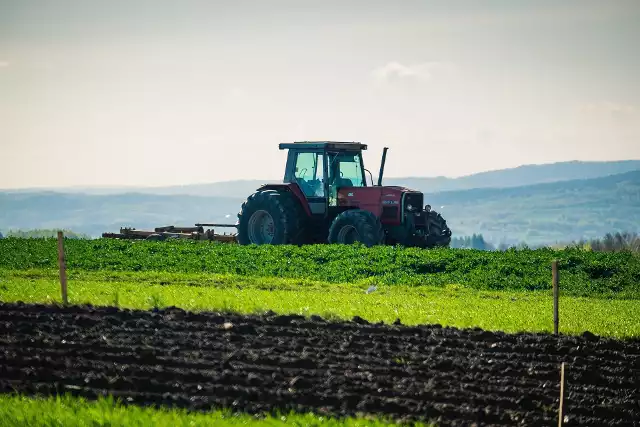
[1,169,638,245]
[0,192,243,238]
[427,170,640,245]
[386,159,640,194]
[4,159,639,198]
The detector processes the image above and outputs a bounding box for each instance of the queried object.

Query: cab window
[329,153,364,188]
[294,152,325,197]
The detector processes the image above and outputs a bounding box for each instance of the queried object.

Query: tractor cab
[280,141,368,215]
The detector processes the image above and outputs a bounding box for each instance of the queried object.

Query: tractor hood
[379,185,423,194]
[337,185,424,213]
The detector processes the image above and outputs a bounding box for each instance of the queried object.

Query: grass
[1,238,639,298]
[2,269,638,338]
[0,394,432,427]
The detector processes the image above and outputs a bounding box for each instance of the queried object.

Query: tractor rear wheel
[424,210,452,247]
[328,209,385,247]
[237,190,304,245]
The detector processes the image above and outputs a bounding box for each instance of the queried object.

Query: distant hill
[2,169,639,245]
[3,159,639,198]
[0,192,244,238]
[0,180,269,198]
[384,159,640,194]
[425,170,640,246]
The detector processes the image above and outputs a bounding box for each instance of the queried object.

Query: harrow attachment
[101,223,238,242]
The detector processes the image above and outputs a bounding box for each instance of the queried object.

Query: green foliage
[0,394,428,427]
[1,238,639,298]
[148,293,164,309]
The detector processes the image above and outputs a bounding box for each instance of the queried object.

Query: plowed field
[0,303,638,426]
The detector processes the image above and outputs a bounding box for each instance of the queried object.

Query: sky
[1,0,639,189]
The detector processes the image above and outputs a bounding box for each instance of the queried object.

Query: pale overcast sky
[1,0,639,188]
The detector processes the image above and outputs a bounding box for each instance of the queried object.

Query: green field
[1,238,639,298]
[1,238,639,426]
[1,269,638,338]
[0,394,429,427]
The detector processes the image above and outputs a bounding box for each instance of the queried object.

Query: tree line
[2,228,638,252]
[451,231,640,253]
[571,231,640,252]
[0,229,91,239]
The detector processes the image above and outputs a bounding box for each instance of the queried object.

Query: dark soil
[0,302,638,426]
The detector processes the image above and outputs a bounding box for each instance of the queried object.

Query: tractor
[236,141,451,248]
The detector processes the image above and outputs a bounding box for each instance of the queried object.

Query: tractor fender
[255,183,312,216]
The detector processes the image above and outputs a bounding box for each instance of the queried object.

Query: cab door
[290,151,327,215]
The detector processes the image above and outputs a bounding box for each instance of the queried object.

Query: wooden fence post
[558,362,565,426]
[57,231,68,305]
[552,260,559,335]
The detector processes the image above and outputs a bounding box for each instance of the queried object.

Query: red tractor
[236,141,451,248]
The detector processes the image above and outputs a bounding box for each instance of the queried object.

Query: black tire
[237,190,305,245]
[328,209,385,247]
[424,210,452,247]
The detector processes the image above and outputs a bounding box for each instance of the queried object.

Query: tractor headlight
[406,204,413,211]
[424,204,431,212]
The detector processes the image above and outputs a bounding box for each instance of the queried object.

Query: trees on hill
[578,232,640,252]
[451,234,495,250]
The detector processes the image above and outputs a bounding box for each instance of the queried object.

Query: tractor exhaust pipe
[377,147,388,186]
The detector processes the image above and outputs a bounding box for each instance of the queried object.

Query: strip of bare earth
[0,303,638,426]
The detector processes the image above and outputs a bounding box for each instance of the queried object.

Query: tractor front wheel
[328,209,385,247]
[424,210,452,248]
[237,190,304,245]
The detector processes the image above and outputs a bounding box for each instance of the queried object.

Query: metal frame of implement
[101,224,238,242]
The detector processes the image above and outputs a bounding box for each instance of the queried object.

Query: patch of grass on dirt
[1,269,638,338]
[0,394,430,427]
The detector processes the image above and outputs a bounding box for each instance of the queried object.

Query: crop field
[0,238,639,425]
[1,238,639,297]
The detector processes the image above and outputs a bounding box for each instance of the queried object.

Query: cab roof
[278,141,367,151]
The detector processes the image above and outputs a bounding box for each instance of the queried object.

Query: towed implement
[102,225,237,242]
